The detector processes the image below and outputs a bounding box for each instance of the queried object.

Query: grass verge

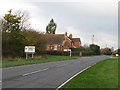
[2,56,77,68]
[63,58,118,88]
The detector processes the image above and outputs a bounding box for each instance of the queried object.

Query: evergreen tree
[90,44,101,55]
[2,9,21,32]
[46,19,57,34]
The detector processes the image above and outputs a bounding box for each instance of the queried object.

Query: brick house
[43,32,81,51]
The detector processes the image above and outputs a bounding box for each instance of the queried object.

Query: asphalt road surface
[2,55,111,89]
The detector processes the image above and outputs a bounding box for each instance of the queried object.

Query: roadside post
[68,49,72,57]
[64,49,72,57]
[24,46,35,59]
[80,52,82,56]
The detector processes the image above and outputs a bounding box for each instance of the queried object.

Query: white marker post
[64,49,71,57]
[25,46,35,59]
[69,49,72,57]
[26,53,28,60]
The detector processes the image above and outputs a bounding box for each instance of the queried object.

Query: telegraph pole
[106,44,107,48]
[92,35,94,44]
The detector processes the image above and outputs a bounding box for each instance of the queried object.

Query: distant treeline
[70,44,101,56]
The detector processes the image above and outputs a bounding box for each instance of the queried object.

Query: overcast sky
[0,0,118,50]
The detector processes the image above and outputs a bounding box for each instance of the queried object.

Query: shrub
[46,51,70,56]
[2,30,47,58]
[70,47,96,56]
[101,48,112,55]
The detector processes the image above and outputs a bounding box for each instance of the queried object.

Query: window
[46,45,50,50]
[54,45,58,50]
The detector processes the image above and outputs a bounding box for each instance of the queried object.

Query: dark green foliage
[2,30,47,58]
[46,19,57,34]
[70,48,85,51]
[2,32,24,58]
[101,48,112,55]
[90,44,101,55]
[2,9,21,32]
[82,51,94,56]
[70,47,94,56]
[46,51,70,56]
[70,44,101,56]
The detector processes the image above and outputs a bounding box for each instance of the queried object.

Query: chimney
[69,34,72,38]
[65,32,67,36]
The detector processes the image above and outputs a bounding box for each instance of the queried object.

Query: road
[2,55,111,89]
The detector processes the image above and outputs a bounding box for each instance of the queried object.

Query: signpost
[68,49,72,57]
[64,49,71,56]
[25,46,35,59]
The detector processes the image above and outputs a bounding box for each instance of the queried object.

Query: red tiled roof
[64,41,71,47]
[71,38,80,42]
[42,34,65,45]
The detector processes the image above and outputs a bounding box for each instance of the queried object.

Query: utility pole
[111,47,114,52]
[106,44,107,48]
[92,35,94,44]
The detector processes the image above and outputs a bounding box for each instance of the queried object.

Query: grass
[2,55,77,68]
[63,58,118,88]
[113,55,120,57]
[115,56,120,57]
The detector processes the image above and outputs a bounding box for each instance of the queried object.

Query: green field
[63,58,118,88]
[2,56,76,68]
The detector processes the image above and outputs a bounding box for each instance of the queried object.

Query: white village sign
[24,46,35,59]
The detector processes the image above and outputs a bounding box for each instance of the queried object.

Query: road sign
[25,46,35,59]
[64,49,71,56]
[64,49,71,51]
[25,46,35,53]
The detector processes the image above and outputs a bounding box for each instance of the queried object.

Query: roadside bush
[90,44,101,55]
[101,48,112,55]
[82,51,94,56]
[46,51,70,56]
[70,47,94,56]
[71,51,94,56]
[2,30,47,59]
[2,31,25,58]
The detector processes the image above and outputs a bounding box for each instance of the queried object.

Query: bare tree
[1,9,31,32]
[0,15,6,32]
[0,17,2,32]
[14,10,31,30]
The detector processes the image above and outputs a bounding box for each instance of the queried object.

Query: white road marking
[22,68,48,76]
[56,63,97,90]
[4,67,14,69]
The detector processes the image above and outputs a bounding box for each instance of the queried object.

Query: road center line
[22,68,48,76]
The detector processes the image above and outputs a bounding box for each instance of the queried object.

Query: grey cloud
[29,2,118,49]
